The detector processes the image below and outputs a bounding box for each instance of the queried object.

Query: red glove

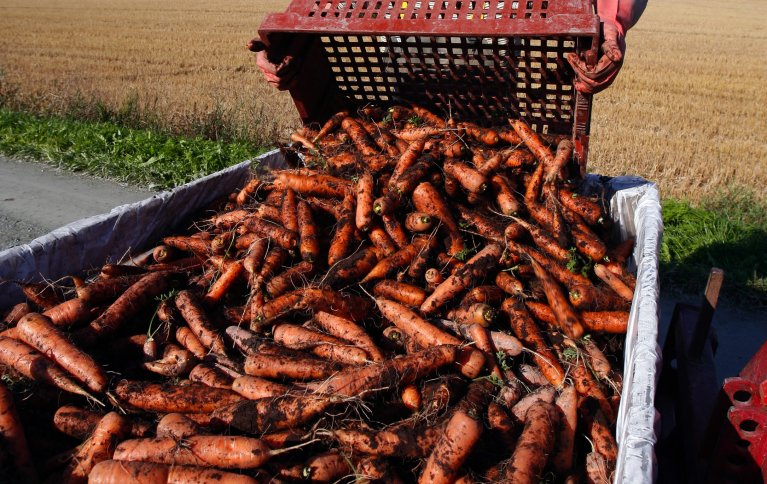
[567,0,646,94]
[251,39,299,91]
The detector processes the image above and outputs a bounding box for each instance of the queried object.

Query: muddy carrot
[373,280,427,307]
[61,411,130,483]
[545,139,574,184]
[273,172,351,199]
[382,213,410,249]
[0,382,37,483]
[594,263,634,301]
[175,290,226,355]
[527,256,584,340]
[244,352,345,381]
[265,261,314,297]
[328,190,357,266]
[356,171,375,231]
[404,212,434,232]
[232,375,290,400]
[362,236,428,282]
[503,401,560,483]
[295,200,321,263]
[115,380,243,413]
[314,311,385,363]
[368,224,398,257]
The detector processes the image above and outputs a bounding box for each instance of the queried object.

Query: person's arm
[567,0,648,94]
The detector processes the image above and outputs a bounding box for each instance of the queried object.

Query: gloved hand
[566,20,625,95]
[250,39,299,91]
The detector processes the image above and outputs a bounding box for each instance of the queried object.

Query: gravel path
[0,155,156,250]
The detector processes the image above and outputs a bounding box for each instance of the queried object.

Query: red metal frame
[257,0,599,171]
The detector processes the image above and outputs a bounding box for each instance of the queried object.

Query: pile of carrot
[0,105,637,483]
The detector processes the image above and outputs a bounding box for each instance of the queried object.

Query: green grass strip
[0,108,260,189]
[661,197,767,306]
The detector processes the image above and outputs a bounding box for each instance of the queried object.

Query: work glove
[566,20,625,95]
[567,0,646,94]
[250,39,300,91]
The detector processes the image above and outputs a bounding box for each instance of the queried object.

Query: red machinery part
[256,0,600,172]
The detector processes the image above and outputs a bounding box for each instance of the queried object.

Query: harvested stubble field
[0,0,765,203]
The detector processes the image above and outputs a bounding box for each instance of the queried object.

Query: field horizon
[1,0,765,204]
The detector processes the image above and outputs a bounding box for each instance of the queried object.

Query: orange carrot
[594,263,634,301]
[17,313,107,393]
[420,243,503,315]
[377,298,461,348]
[273,171,352,199]
[265,261,314,297]
[412,182,461,245]
[175,326,207,359]
[510,119,555,168]
[501,299,565,387]
[232,375,290,400]
[114,380,243,413]
[361,236,428,283]
[235,176,269,205]
[342,117,379,156]
[559,188,605,226]
[142,344,195,377]
[356,171,375,231]
[504,149,536,168]
[254,246,288,287]
[273,323,369,365]
[155,413,200,441]
[327,190,357,266]
[498,126,522,145]
[61,411,130,484]
[253,287,371,329]
[581,311,629,334]
[0,336,92,398]
[368,224,398,257]
[545,138,575,184]
[553,385,578,474]
[0,382,37,483]
[458,121,500,146]
[90,460,260,483]
[373,280,427,307]
[448,303,496,327]
[490,173,523,215]
[113,435,276,469]
[404,212,434,232]
[527,256,585,339]
[189,363,235,389]
[503,401,560,483]
[175,290,226,355]
[313,110,350,143]
[454,204,505,244]
[324,246,378,286]
[241,216,298,251]
[588,409,619,465]
[212,394,343,434]
[314,311,385,362]
[444,159,488,194]
[77,271,175,344]
[411,105,447,127]
[390,138,427,186]
[42,298,96,328]
[203,259,244,306]
[392,126,446,141]
[297,200,320,262]
[244,352,345,381]
[161,235,210,257]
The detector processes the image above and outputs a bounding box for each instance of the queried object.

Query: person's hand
[567,21,626,94]
[250,39,299,91]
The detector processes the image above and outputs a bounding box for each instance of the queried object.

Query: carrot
[74,274,144,304]
[313,110,350,143]
[307,344,457,397]
[2,302,31,326]
[495,271,525,297]
[581,311,629,334]
[0,382,37,483]
[289,202,318,263]
[553,385,578,474]
[424,267,445,289]
[454,204,505,244]
[404,212,434,232]
[175,326,207,359]
[360,117,400,157]
[356,171,375,231]
[355,455,406,483]
[342,117,379,156]
[212,394,343,434]
[53,405,104,440]
[389,159,433,199]
[464,323,505,380]
[581,338,614,382]
[265,261,314,297]
[382,213,410,249]
[156,413,200,441]
[418,381,493,484]
[497,378,525,410]
[559,188,605,226]
[373,280,427,307]
[594,263,634,301]
[273,171,352,199]
[232,375,290,400]
[42,298,97,328]
[326,151,359,173]
[18,281,65,310]
[512,215,571,264]
[489,173,523,215]
[175,290,226,355]
[241,216,298,251]
[114,380,243,413]
[527,255,585,339]
[545,138,575,184]
[324,247,378,287]
[254,246,289,288]
[61,411,130,484]
[567,355,615,423]
[77,271,175,344]
[377,299,460,348]
[588,410,618,465]
[510,119,555,168]
[361,236,428,283]
[368,224,398,257]
[203,258,244,306]
[503,401,560,484]
[254,287,371,328]
[244,352,345,381]
[504,149,536,168]
[314,311,385,362]
[459,285,504,307]
[585,451,612,484]
[420,243,503,315]
[327,190,357,266]
[458,121,500,146]
[273,323,369,365]
[443,159,488,194]
[235,176,271,205]
[392,126,446,141]
[373,193,399,216]
[189,363,234,389]
[498,126,522,145]
[411,105,446,127]
[161,235,210,257]
[448,303,496,327]
[290,130,318,152]
[511,384,556,421]
[113,435,277,469]
[335,422,443,460]
[0,336,92,398]
[412,182,462,254]
[501,299,565,387]
[90,460,260,484]
[211,208,250,229]
[390,138,427,186]
[279,450,353,483]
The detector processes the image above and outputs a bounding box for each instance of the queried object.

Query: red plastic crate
[258,0,600,170]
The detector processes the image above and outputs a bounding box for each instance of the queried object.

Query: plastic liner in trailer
[0,149,663,483]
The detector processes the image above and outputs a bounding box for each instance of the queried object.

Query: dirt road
[0,155,156,250]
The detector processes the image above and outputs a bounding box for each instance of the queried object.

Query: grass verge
[0,108,261,189]
[660,193,767,307]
